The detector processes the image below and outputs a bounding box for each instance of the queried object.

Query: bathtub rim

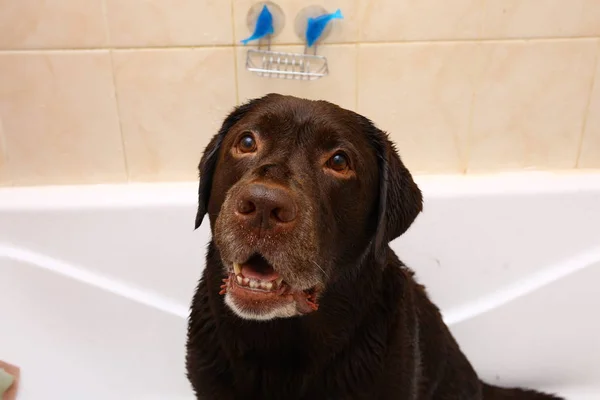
[0,171,600,211]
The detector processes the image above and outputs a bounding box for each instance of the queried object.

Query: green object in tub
[0,368,15,396]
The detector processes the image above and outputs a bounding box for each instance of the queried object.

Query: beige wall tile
[579,46,600,169]
[113,48,236,182]
[0,51,126,186]
[469,40,598,171]
[233,0,355,45]
[483,0,600,39]
[357,43,481,173]
[358,0,482,42]
[237,44,356,111]
[0,0,107,49]
[106,0,233,47]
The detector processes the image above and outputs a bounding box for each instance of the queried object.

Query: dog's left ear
[194,100,259,229]
[371,130,423,262]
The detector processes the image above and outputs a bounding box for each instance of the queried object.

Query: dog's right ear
[194,99,259,229]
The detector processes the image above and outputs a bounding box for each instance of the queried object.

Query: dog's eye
[327,152,349,172]
[237,134,257,153]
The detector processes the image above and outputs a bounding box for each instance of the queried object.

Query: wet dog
[186,94,562,399]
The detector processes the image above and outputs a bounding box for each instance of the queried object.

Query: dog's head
[195,94,422,321]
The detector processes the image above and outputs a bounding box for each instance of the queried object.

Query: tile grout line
[109,57,131,183]
[101,0,130,182]
[230,0,240,105]
[354,42,359,112]
[575,39,600,168]
[354,0,360,112]
[357,36,600,45]
[480,0,487,39]
[2,36,600,54]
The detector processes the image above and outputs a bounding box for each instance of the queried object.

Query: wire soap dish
[245,42,328,81]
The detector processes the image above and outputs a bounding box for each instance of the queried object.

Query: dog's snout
[235,183,297,229]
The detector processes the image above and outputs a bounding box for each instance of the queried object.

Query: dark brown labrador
[186,94,562,400]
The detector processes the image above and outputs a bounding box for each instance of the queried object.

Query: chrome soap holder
[245,38,329,81]
[242,3,342,81]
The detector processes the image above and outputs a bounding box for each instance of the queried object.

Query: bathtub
[1,172,599,400]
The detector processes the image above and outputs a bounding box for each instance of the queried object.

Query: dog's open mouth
[219,253,319,317]
[232,253,285,292]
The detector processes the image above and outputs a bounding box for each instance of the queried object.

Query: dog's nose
[235,183,297,229]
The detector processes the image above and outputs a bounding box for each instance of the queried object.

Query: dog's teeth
[275,277,283,286]
[234,275,277,291]
[233,263,241,275]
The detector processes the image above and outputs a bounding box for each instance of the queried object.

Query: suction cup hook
[294,6,343,55]
[242,2,285,50]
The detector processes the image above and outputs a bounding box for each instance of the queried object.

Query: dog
[186,94,563,399]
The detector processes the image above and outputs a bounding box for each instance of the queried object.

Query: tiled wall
[1,1,599,186]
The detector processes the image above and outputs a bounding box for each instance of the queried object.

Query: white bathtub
[1,172,599,400]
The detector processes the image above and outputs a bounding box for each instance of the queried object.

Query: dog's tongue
[241,255,280,281]
[241,265,279,281]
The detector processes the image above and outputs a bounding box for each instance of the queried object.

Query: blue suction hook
[241,5,274,45]
[305,9,343,47]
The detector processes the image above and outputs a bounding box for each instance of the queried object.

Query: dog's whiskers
[311,260,328,279]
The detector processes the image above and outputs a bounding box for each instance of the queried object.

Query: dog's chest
[226,340,390,399]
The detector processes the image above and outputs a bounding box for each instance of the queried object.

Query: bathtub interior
[1,173,599,399]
